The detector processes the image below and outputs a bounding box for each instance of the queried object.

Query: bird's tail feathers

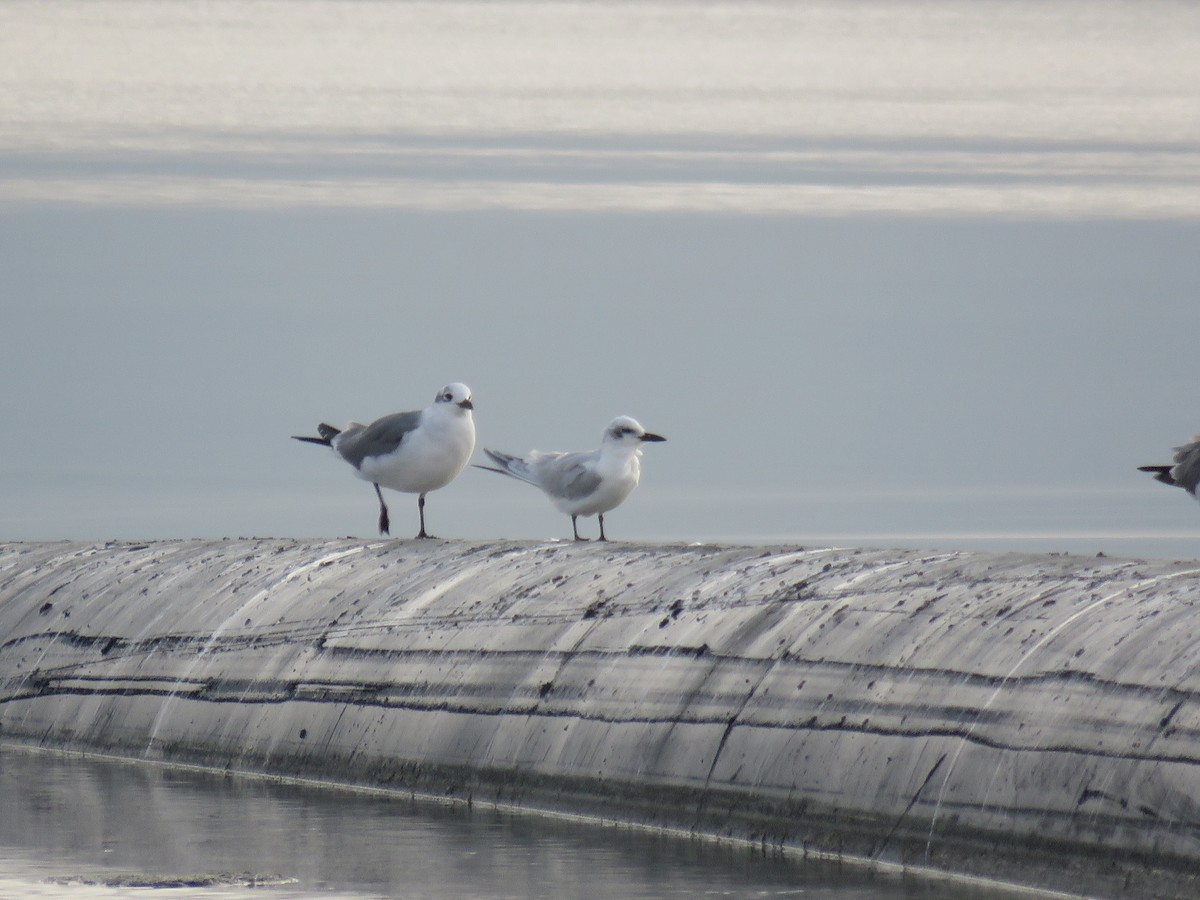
[1138,464,1176,487]
[475,449,538,485]
[292,423,342,447]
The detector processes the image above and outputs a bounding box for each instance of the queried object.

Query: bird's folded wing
[538,451,603,500]
[335,411,422,468]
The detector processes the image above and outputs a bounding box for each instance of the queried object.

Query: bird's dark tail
[292,423,341,447]
[1138,464,1176,487]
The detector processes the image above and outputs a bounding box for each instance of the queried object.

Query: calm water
[2,2,1200,554]
[0,748,1026,900]
[2,0,1197,216]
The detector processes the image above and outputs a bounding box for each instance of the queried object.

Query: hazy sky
[2,1,1199,557]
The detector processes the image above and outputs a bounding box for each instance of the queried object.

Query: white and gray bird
[1139,435,1200,499]
[476,415,666,541]
[293,382,476,538]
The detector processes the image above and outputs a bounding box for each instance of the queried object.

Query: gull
[476,415,666,541]
[293,383,476,538]
[1139,435,1200,499]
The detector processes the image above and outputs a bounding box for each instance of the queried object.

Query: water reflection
[0,747,1023,899]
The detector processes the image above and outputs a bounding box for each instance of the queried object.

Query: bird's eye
[442,393,452,401]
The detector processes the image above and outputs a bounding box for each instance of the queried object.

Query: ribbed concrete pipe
[2,539,1199,898]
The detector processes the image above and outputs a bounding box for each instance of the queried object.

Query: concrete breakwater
[2,539,1199,898]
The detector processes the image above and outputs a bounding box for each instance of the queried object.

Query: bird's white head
[434,382,474,413]
[602,416,666,447]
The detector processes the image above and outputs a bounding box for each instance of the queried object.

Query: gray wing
[477,449,537,485]
[534,450,604,501]
[1171,438,1200,495]
[334,410,422,469]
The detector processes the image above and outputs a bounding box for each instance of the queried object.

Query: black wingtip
[1138,465,1176,487]
[293,423,341,447]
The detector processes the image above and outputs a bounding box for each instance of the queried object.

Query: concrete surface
[2,538,1200,898]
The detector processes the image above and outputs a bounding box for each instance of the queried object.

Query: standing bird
[293,383,476,538]
[1139,436,1200,499]
[476,415,666,541]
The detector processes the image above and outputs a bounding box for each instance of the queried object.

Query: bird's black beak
[458,399,474,410]
[641,432,666,442]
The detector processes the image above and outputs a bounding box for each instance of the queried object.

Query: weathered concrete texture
[2,539,1200,898]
